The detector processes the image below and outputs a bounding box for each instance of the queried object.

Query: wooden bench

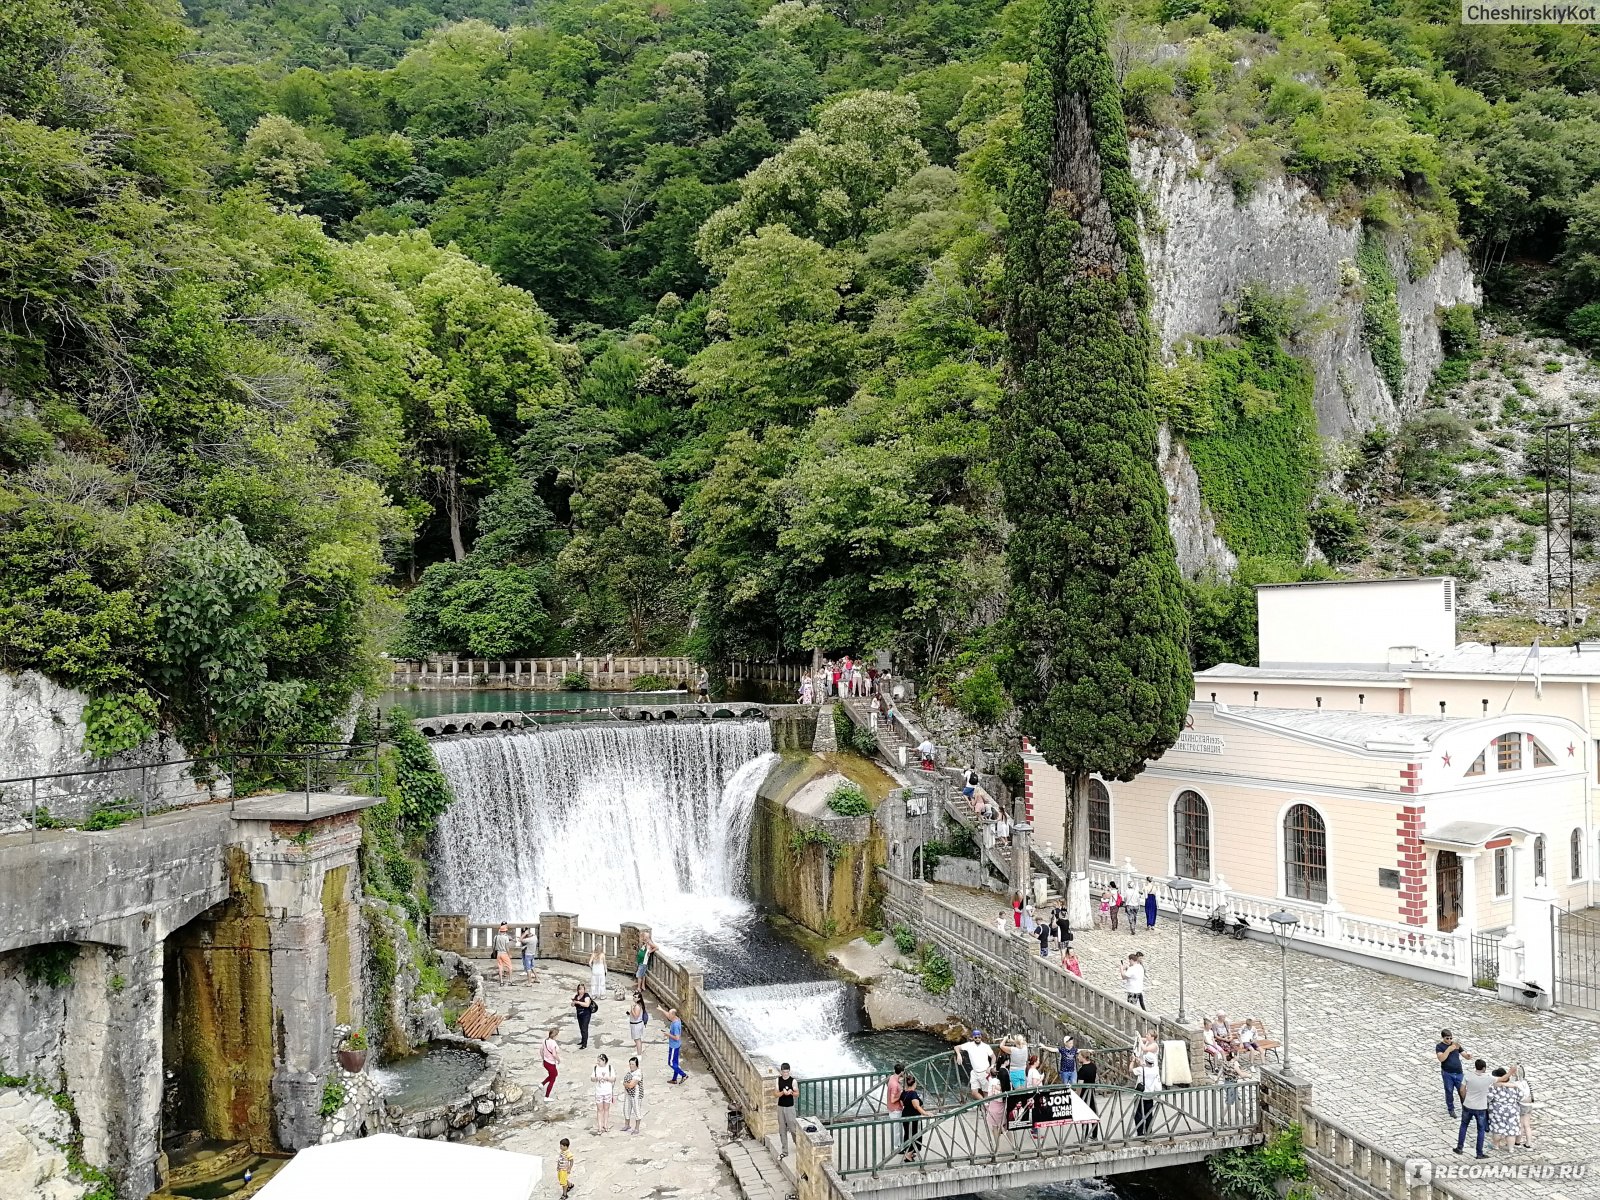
[457,998,504,1040]
[1227,1021,1281,1064]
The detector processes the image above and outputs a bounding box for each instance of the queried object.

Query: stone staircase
[838,698,1068,895]
[719,1138,791,1200]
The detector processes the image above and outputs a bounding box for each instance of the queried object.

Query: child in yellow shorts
[557,1138,573,1198]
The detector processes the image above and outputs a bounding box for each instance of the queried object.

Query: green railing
[829,1079,1259,1177]
[797,1052,956,1120]
[798,1045,1136,1121]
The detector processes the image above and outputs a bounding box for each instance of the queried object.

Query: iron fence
[1470,929,1503,990]
[1554,904,1600,1013]
[829,1079,1258,1176]
[0,737,382,841]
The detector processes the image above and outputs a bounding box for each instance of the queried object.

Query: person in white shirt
[917,738,936,770]
[1120,952,1147,1010]
[1134,1051,1162,1136]
[966,1031,995,1080]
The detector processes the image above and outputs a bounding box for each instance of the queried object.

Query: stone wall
[748,755,886,937]
[0,1086,87,1200]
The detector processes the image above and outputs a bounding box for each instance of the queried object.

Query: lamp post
[1267,911,1300,1074]
[1168,878,1194,1023]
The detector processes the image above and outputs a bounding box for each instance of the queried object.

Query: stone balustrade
[388,655,698,690]
[1084,864,1471,983]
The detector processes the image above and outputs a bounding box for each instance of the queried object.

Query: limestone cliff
[1134,136,1480,576]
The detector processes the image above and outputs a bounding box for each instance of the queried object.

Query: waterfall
[710,981,867,1076]
[429,721,777,935]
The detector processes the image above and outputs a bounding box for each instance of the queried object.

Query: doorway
[1436,850,1463,933]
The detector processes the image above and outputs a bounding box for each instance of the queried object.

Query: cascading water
[711,981,864,1076]
[430,721,777,940]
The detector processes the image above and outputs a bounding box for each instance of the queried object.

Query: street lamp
[1168,878,1194,1023]
[1267,911,1300,1074]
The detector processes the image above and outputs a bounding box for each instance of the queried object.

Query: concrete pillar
[618,922,652,976]
[1512,880,1558,1006]
[1010,819,1033,903]
[65,932,165,1199]
[793,1118,838,1200]
[540,912,577,963]
[428,914,468,956]
[238,813,365,1150]
[1258,1066,1312,1131]
[1459,851,1480,934]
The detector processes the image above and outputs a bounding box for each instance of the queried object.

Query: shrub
[1209,1124,1311,1200]
[917,944,955,995]
[631,673,678,691]
[387,718,452,833]
[1307,496,1365,563]
[950,661,1007,727]
[82,691,158,758]
[789,825,845,864]
[23,944,76,989]
[82,798,139,831]
[826,783,871,816]
[891,923,917,955]
[1357,231,1405,400]
[318,1080,346,1118]
[561,670,589,690]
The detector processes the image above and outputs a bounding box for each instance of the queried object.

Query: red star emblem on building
[1569,743,1576,756]
[1441,752,1451,766]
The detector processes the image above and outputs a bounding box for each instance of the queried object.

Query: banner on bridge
[1006,1088,1100,1130]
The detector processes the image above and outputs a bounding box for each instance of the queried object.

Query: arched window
[1532,739,1556,768]
[1173,791,1211,881]
[1534,834,1547,884]
[1495,733,1522,772]
[1087,779,1111,863]
[1572,828,1584,881]
[1284,804,1328,903]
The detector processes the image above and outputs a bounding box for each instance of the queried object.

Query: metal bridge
[797,1051,1260,1200]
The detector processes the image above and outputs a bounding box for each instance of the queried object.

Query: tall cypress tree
[1000,0,1192,922]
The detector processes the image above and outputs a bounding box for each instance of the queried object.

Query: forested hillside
[2,0,1597,748]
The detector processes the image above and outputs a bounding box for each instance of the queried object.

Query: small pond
[369,1042,485,1111]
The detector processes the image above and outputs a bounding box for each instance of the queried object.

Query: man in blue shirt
[666,1007,687,1084]
[1435,1029,1467,1116]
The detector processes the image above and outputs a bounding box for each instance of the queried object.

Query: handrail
[829,1079,1258,1176]
[1299,1103,1469,1200]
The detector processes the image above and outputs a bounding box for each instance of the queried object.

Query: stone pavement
[933,884,1600,1200]
[466,959,747,1200]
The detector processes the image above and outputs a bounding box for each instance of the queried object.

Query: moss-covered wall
[749,753,889,938]
[321,864,353,1027]
[162,848,275,1149]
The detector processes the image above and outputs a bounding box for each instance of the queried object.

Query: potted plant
[337,1028,368,1073]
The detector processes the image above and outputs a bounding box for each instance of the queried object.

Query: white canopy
[258,1134,541,1200]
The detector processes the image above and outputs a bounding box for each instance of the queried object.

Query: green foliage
[561,670,590,691]
[318,1080,347,1118]
[825,783,872,817]
[1308,496,1366,564]
[789,824,845,865]
[388,717,453,834]
[1209,1124,1312,1200]
[950,661,1007,728]
[630,673,678,691]
[343,1028,368,1051]
[1175,322,1319,562]
[82,691,159,759]
[891,923,918,955]
[916,943,955,995]
[1357,232,1406,401]
[81,799,140,831]
[1001,0,1191,803]
[862,928,885,947]
[22,943,76,989]
[109,974,126,994]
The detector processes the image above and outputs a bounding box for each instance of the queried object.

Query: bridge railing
[829,1080,1258,1177]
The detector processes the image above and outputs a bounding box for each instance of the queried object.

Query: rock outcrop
[0,1088,86,1200]
[1131,137,1479,577]
[0,671,215,827]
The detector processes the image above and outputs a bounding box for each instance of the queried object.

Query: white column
[1458,851,1480,935]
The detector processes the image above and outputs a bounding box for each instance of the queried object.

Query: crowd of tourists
[798,656,876,703]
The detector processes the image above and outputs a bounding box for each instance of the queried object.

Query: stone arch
[441,723,459,735]
[739,707,765,718]
[500,719,516,730]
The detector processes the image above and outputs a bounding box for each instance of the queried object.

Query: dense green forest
[1,0,1597,749]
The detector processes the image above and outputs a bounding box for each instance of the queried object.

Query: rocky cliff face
[0,672,214,827]
[1134,138,1479,577]
[1136,136,1478,435]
